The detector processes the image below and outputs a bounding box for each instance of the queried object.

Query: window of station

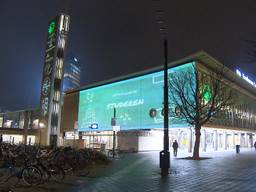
[0,116,3,127]
[30,119,39,129]
[3,112,20,128]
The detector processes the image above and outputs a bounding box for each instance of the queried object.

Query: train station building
[0,51,256,152]
[60,51,256,152]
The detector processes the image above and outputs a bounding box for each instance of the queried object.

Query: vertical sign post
[111,108,117,158]
[39,14,70,146]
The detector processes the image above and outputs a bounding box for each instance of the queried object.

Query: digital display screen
[78,62,194,131]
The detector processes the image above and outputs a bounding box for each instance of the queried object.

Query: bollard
[236,145,240,154]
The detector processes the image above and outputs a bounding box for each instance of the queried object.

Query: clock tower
[39,14,70,146]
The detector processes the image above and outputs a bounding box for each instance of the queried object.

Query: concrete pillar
[244,133,248,148]
[250,134,253,148]
[232,132,236,149]
[214,130,218,151]
[224,132,227,150]
[177,129,181,147]
[202,129,206,152]
[239,132,243,146]
[23,111,29,145]
[188,128,193,153]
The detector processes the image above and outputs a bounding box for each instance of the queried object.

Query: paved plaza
[2,148,256,192]
[75,149,256,192]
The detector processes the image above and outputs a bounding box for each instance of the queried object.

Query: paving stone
[76,149,256,192]
[3,149,256,191]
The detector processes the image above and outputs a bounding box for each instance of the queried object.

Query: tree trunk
[193,124,201,159]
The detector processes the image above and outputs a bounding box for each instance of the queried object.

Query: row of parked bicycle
[0,143,109,186]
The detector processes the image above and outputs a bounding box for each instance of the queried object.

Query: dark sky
[0,0,256,111]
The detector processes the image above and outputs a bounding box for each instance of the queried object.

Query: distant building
[63,54,81,92]
[0,108,40,145]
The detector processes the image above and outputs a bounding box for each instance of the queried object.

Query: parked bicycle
[33,147,65,183]
[54,147,90,177]
[107,148,123,159]
[0,147,42,186]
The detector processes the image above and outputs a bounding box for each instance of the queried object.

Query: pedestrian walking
[254,141,256,151]
[172,140,179,157]
[0,134,3,144]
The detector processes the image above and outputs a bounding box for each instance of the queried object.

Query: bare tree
[169,64,234,159]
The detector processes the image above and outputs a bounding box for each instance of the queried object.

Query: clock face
[41,97,49,116]
[42,78,51,96]
[44,63,53,76]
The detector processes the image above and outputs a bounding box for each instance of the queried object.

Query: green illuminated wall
[78,62,195,131]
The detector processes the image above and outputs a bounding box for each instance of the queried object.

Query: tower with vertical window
[39,14,70,146]
[63,55,81,92]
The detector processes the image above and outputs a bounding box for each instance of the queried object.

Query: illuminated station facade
[61,52,256,152]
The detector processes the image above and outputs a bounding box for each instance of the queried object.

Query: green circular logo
[202,83,212,102]
[48,21,55,35]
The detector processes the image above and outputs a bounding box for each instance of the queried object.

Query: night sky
[0,0,256,111]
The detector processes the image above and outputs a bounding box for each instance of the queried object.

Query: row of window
[0,111,40,129]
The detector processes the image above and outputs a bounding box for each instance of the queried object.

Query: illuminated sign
[48,21,56,35]
[201,83,212,102]
[113,126,121,131]
[64,131,79,139]
[236,69,256,88]
[78,63,194,131]
[39,14,70,146]
[90,123,98,129]
[40,17,59,117]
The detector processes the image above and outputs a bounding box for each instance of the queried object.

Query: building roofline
[65,53,196,95]
[193,51,256,98]
[0,107,40,116]
[65,51,256,97]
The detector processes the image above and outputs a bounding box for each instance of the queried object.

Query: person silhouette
[172,140,179,157]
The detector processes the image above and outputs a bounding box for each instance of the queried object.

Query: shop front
[1,134,36,145]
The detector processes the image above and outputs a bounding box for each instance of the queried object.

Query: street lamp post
[159,39,170,176]
[112,108,117,159]
[155,4,170,176]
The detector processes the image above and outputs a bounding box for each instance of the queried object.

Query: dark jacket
[172,142,178,149]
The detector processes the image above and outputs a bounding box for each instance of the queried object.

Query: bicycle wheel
[76,167,90,177]
[49,164,65,182]
[108,150,121,159]
[115,150,124,159]
[107,150,113,158]
[36,165,50,184]
[0,167,10,183]
[21,166,42,186]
